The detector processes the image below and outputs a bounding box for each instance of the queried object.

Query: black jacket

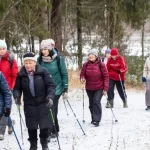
[13,64,56,105]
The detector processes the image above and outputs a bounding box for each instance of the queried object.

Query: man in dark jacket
[13,52,56,150]
[0,72,12,139]
[80,49,109,126]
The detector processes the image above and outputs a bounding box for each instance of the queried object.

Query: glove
[14,97,21,105]
[62,88,68,94]
[46,99,53,108]
[62,93,69,100]
[142,77,146,82]
[116,70,121,74]
[81,78,86,83]
[4,108,11,117]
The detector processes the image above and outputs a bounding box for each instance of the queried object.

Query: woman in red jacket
[80,49,109,126]
[106,48,128,108]
[0,40,18,140]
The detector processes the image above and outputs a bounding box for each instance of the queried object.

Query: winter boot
[145,106,150,110]
[40,138,49,150]
[29,140,37,150]
[106,100,113,108]
[0,134,4,140]
[123,100,128,108]
[8,119,15,135]
[92,121,99,127]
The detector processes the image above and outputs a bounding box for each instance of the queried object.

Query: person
[0,72,12,121]
[80,49,109,126]
[13,52,56,150]
[0,40,18,140]
[106,48,128,108]
[142,56,150,110]
[102,49,111,64]
[37,39,68,138]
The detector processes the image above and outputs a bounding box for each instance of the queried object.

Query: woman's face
[88,54,97,62]
[41,49,49,56]
[0,48,7,55]
[24,60,36,72]
[106,53,111,59]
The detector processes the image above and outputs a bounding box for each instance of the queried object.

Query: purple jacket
[80,58,109,91]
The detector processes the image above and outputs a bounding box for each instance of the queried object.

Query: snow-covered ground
[1,89,150,150]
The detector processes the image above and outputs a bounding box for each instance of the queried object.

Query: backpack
[7,51,14,69]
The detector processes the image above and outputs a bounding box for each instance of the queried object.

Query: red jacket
[80,59,109,91]
[107,55,127,81]
[0,52,18,90]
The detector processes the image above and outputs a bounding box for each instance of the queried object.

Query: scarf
[42,53,57,63]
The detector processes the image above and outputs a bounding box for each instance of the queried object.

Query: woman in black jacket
[13,52,56,150]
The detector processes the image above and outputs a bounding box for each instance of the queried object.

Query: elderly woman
[80,49,109,127]
[142,56,150,110]
[13,52,56,150]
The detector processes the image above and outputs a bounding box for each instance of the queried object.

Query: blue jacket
[0,72,12,114]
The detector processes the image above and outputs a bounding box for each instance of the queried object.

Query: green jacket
[37,50,68,95]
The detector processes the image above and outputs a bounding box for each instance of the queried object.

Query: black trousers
[107,79,127,103]
[28,128,49,141]
[51,95,61,133]
[86,90,103,122]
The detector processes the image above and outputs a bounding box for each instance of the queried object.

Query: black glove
[14,97,21,105]
[62,88,68,94]
[4,108,11,117]
[46,99,53,108]
[116,70,121,74]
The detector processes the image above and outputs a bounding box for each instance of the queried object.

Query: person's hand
[142,77,146,82]
[4,108,11,117]
[81,78,86,83]
[14,97,21,105]
[103,90,107,95]
[62,93,69,100]
[116,70,121,74]
[46,99,53,108]
[62,88,68,96]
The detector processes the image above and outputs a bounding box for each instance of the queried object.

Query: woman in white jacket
[142,56,150,110]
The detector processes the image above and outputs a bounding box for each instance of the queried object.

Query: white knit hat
[23,52,37,62]
[0,40,7,49]
[40,39,53,50]
[88,49,98,57]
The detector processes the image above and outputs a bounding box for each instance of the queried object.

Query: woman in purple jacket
[80,49,109,126]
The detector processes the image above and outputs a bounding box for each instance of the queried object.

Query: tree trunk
[31,36,35,53]
[51,0,62,51]
[77,0,82,69]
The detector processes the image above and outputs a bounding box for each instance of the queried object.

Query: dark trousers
[86,89,103,122]
[107,79,127,103]
[51,95,61,133]
[28,128,49,141]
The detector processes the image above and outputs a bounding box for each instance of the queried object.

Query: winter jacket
[13,64,56,105]
[37,49,68,95]
[0,52,18,90]
[0,72,12,115]
[143,56,150,80]
[80,58,109,91]
[107,55,127,81]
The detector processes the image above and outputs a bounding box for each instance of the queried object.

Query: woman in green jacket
[37,39,68,138]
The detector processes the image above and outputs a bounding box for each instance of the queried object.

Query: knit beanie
[111,48,118,56]
[0,40,7,49]
[105,49,111,54]
[88,49,98,57]
[40,39,53,50]
[23,52,37,62]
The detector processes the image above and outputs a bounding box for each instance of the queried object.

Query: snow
[1,89,150,150]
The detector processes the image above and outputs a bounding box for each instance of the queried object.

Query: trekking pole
[50,109,61,150]
[118,74,127,101]
[18,105,24,145]
[66,100,86,135]
[8,116,23,150]
[16,104,26,131]
[62,97,69,116]
[82,84,85,123]
[105,96,118,123]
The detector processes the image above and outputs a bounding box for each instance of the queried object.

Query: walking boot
[106,100,113,108]
[8,119,15,135]
[123,100,128,108]
[40,138,49,150]
[29,140,37,150]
